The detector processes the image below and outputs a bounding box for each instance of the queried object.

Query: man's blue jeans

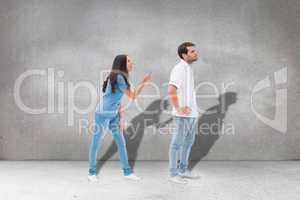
[88,112,132,176]
[169,116,197,177]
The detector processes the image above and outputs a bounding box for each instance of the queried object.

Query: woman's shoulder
[116,73,126,82]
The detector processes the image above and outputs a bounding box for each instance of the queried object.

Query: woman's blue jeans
[88,112,132,176]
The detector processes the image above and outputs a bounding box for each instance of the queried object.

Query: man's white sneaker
[168,176,188,184]
[88,175,99,182]
[178,171,200,179]
[124,173,141,181]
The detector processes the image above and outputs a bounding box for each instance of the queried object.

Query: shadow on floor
[96,98,172,174]
[190,92,238,170]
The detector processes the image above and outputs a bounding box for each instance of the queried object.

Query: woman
[88,54,151,182]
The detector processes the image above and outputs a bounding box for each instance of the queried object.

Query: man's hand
[176,106,191,115]
[168,85,191,116]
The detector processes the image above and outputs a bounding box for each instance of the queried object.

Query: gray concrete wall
[0,0,299,160]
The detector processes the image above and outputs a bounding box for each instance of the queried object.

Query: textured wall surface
[0,0,299,160]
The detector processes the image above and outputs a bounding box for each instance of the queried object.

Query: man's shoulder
[171,62,184,72]
[175,60,185,67]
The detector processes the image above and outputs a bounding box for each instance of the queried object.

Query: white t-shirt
[168,59,198,118]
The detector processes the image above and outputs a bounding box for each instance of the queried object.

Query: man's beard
[190,57,198,63]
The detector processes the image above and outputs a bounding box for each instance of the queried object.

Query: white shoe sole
[87,176,99,182]
[178,175,200,179]
[124,176,141,181]
[168,178,188,184]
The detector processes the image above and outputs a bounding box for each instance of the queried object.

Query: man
[167,42,199,184]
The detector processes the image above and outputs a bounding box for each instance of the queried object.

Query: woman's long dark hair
[102,54,131,93]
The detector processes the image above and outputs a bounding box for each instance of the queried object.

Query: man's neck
[182,59,193,65]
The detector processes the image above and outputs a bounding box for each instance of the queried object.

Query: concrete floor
[0,161,299,200]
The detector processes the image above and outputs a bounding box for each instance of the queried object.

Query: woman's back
[95,74,128,116]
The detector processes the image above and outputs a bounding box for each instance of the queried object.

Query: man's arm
[167,84,191,115]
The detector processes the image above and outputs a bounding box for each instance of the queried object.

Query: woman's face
[126,56,133,72]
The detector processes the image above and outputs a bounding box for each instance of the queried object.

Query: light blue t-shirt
[95,74,128,116]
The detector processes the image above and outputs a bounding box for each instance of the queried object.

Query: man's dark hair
[177,42,195,59]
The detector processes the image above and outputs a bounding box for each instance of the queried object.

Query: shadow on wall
[190,92,238,169]
[96,98,172,174]
[96,92,237,174]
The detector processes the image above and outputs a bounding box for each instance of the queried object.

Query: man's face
[185,46,198,63]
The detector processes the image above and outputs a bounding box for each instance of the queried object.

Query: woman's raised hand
[142,73,152,83]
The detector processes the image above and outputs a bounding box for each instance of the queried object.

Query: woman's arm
[123,74,151,99]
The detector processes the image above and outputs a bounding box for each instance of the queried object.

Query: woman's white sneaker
[88,175,99,182]
[124,173,141,181]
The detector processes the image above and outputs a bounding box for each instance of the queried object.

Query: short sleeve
[168,66,182,89]
[117,74,128,92]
